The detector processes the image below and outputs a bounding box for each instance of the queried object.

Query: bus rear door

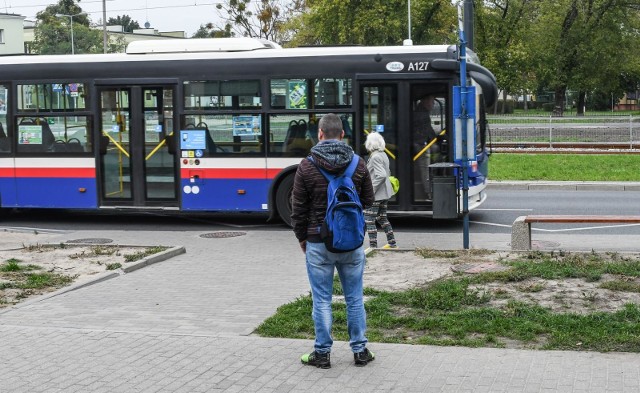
[98,85,178,209]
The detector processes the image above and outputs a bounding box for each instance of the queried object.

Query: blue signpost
[453,2,476,249]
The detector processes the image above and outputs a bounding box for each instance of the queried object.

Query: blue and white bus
[0,37,497,225]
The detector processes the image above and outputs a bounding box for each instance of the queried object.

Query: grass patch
[489,154,640,181]
[123,246,167,262]
[415,248,459,259]
[70,245,120,259]
[255,251,640,352]
[600,280,640,293]
[18,272,75,289]
[1,259,40,272]
[0,258,76,307]
[1,259,23,272]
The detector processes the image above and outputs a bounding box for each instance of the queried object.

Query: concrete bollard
[511,216,531,250]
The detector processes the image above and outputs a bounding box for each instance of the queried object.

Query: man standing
[291,113,375,369]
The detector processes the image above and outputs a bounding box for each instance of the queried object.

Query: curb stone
[121,245,186,273]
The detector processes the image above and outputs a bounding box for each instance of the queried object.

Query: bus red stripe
[14,168,96,178]
[180,168,272,179]
[266,168,283,178]
[0,168,16,177]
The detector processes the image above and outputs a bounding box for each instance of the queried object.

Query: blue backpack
[308,155,366,253]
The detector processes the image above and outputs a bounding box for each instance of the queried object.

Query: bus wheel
[275,174,294,227]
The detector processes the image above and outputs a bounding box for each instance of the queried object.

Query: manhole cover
[200,231,247,239]
[451,262,510,274]
[66,238,113,244]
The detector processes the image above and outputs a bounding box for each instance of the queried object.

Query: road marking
[533,223,640,232]
[469,221,513,228]
[0,226,68,234]
[474,208,534,211]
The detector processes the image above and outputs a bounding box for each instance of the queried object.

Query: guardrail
[488,115,640,148]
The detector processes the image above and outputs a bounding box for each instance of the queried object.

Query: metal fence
[487,115,640,148]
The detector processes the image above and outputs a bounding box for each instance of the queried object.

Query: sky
[2,0,224,36]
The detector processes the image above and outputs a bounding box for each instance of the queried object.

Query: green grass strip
[255,252,640,352]
[489,154,640,181]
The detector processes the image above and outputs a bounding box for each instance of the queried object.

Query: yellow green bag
[389,176,400,195]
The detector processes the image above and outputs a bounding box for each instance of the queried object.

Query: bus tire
[275,174,295,227]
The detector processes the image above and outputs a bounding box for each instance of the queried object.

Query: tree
[530,0,640,116]
[32,0,102,55]
[213,0,304,43]
[107,15,141,33]
[191,23,232,38]
[475,0,540,113]
[289,0,455,47]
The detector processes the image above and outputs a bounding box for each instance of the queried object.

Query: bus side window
[0,122,9,152]
[283,119,312,156]
[0,85,8,153]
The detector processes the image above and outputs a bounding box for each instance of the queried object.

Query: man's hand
[299,240,307,253]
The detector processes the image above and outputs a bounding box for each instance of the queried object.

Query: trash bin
[429,163,460,219]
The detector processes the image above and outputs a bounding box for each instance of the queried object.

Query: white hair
[365,132,386,152]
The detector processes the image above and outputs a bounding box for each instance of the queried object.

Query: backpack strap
[343,155,360,178]
[307,154,359,181]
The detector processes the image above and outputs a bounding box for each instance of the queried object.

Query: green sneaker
[301,351,331,369]
[354,348,375,366]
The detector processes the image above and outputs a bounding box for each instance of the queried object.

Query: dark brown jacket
[291,146,374,242]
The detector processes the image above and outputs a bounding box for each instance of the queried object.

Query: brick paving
[1,227,640,392]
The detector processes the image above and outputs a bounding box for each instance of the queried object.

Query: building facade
[0,13,26,55]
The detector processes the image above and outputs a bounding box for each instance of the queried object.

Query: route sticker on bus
[180,130,206,150]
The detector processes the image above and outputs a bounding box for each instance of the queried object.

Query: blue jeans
[305,241,368,354]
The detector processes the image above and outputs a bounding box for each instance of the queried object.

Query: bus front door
[359,83,448,211]
[98,86,178,208]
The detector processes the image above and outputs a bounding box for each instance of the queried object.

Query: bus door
[98,86,178,208]
[358,82,448,210]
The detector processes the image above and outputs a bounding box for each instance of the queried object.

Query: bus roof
[0,40,454,66]
[125,37,283,54]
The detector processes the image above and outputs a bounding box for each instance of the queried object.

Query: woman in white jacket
[364,132,397,249]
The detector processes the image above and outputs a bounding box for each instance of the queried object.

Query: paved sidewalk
[1,226,640,392]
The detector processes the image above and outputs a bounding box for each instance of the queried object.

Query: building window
[0,29,5,44]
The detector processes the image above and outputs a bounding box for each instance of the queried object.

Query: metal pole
[631,115,634,150]
[70,16,75,55]
[549,115,553,148]
[463,0,474,51]
[408,0,411,41]
[457,2,470,249]
[102,0,107,53]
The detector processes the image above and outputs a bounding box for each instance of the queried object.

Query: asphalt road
[1,187,639,237]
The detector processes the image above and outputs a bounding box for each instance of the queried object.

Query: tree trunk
[552,87,565,117]
[501,90,508,114]
[524,92,528,111]
[576,91,586,116]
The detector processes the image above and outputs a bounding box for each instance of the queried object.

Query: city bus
[0,37,497,225]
